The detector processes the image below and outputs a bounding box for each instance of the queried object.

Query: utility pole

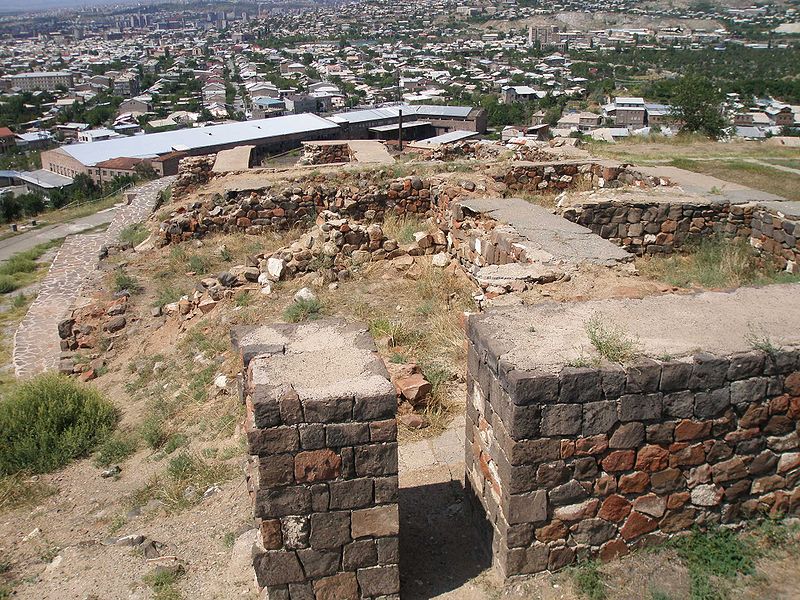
[398,109,403,151]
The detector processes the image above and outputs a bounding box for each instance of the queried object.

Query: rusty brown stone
[600,450,635,472]
[597,494,632,522]
[294,449,342,483]
[636,445,670,472]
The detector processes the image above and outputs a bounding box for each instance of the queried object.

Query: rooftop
[58,113,340,167]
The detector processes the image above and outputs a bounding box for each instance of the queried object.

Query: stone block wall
[299,142,352,166]
[559,201,753,256]
[233,320,400,600]
[751,207,800,274]
[465,315,800,578]
[160,175,435,243]
[172,155,216,200]
[495,163,663,195]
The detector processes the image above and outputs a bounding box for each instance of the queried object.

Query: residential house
[614,97,647,128]
[0,127,16,153]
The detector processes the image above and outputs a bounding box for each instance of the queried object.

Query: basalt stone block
[329,478,373,510]
[506,489,548,524]
[297,549,341,579]
[254,550,305,586]
[504,543,549,575]
[626,359,662,394]
[256,486,313,519]
[609,422,645,449]
[326,422,370,447]
[660,361,693,392]
[570,518,617,545]
[727,351,766,380]
[549,479,588,506]
[689,353,729,390]
[507,403,541,440]
[248,425,300,456]
[357,565,400,597]
[298,423,325,450]
[302,396,354,423]
[559,367,602,403]
[309,511,351,549]
[582,400,618,436]
[374,476,399,504]
[353,391,396,421]
[376,537,400,564]
[730,378,767,406]
[354,443,398,477]
[618,393,662,422]
[541,404,582,436]
[663,390,694,419]
[504,369,559,405]
[600,364,626,399]
[342,539,378,570]
[694,387,730,419]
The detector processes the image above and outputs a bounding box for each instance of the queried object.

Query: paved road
[0,207,116,262]
[13,177,175,378]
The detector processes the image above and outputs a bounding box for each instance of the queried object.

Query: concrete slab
[245,319,396,402]
[212,145,253,173]
[758,200,800,220]
[471,283,800,373]
[347,140,395,165]
[636,166,786,204]
[457,196,632,267]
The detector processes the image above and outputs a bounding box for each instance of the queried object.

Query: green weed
[0,374,118,475]
[94,431,138,467]
[283,298,323,323]
[571,561,607,600]
[585,314,639,364]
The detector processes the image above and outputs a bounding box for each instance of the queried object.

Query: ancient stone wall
[159,175,435,244]
[233,320,400,600]
[751,206,800,274]
[560,200,753,256]
[465,314,800,578]
[299,142,352,166]
[172,155,216,200]
[496,163,663,195]
[560,199,799,272]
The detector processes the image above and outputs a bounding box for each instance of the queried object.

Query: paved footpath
[12,177,175,379]
[0,209,116,263]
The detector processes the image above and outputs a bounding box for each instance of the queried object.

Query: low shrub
[0,374,118,475]
[283,298,323,323]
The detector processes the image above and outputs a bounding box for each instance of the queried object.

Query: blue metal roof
[61,114,340,167]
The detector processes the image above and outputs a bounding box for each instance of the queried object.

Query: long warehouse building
[40,105,486,183]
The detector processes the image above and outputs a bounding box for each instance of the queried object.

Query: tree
[670,74,727,139]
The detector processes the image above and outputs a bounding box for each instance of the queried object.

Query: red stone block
[618,471,650,494]
[597,494,631,522]
[575,435,609,456]
[294,449,342,483]
[600,450,635,472]
[598,538,629,561]
[619,511,658,541]
[635,445,669,472]
[674,419,711,441]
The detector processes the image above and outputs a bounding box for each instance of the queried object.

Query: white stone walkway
[12,177,176,379]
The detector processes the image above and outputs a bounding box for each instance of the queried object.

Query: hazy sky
[0,0,130,13]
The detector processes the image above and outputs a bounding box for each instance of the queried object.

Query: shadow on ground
[399,479,491,599]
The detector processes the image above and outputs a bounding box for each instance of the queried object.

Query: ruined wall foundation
[465,304,800,578]
[233,320,400,599]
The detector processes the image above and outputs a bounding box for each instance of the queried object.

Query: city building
[2,71,74,91]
